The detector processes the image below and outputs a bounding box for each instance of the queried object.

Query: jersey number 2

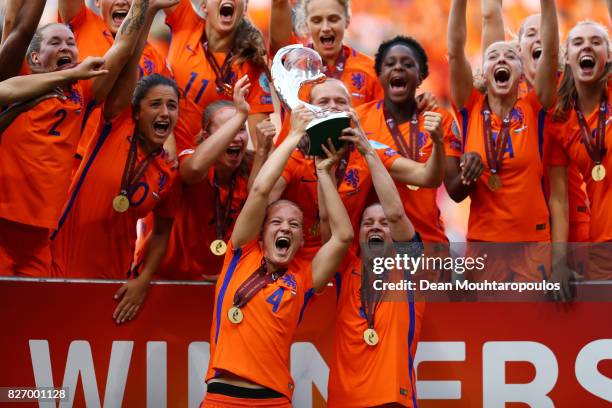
[48,109,67,136]
[266,288,285,313]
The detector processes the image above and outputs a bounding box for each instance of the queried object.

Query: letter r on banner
[483,341,557,408]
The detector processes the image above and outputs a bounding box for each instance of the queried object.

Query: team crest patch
[344,169,360,189]
[510,107,525,125]
[259,72,271,94]
[143,57,154,76]
[351,72,365,91]
[260,95,272,104]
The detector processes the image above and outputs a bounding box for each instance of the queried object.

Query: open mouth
[112,9,128,26]
[579,55,596,70]
[226,145,242,158]
[389,76,408,92]
[275,236,291,255]
[153,121,170,135]
[493,66,511,85]
[367,233,385,249]
[219,2,235,24]
[319,35,335,49]
[56,56,74,70]
[531,47,542,61]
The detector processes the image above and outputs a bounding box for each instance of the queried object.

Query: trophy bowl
[271,44,350,156]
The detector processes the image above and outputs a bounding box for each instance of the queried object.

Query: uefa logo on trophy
[271,44,350,156]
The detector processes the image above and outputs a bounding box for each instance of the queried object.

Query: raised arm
[534,0,559,109]
[270,0,295,54]
[448,0,474,108]
[341,124,416,242]
[248,118,276,190]
[103,1,179,119]
[481,0,505,57]
[90,0,151,103]
[0,57,107,106]
[57,0,84,25]
[180,76,251,184]
[0,0,46,81]
[231,105,314,247]
[311,144,354,292]
[386,111,446,187]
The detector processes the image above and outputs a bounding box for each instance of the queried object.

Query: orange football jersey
[206,239,314,400]
[51,108,181,278]
[165,0,273,152]
[280,143,400,253]
[328,249,424,407]
[454,89,550,242]
[0,81,93,228]
[545,90,612,243]
[356,101,462,243]
[157,162,249,279]
[61,4,170,162]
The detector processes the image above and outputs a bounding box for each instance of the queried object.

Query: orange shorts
[0,218,51,277]
[200,393,291,408]
[465,242,551,282]
[585,243,612,281]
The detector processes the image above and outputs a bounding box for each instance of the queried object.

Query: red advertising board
[0,279,611,407]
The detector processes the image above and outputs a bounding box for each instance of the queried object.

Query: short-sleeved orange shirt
[327,249,424,407]
[356,101,462,243]
[157,161,249,280]
[544,90,612,242]
[520,76,590,240]
[165,0,273,151]
[61,4,170,160]
[206,239,314,400]
[454,89,550,242]
[0,81,93,229]
[50,109,181,278]
[280,143,400,253]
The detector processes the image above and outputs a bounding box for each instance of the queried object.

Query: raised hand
[255,117,276,153]
[423,111,444,145]
[233,75,251,116]
[70,56,109,80]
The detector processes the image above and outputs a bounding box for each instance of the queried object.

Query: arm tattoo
[120,0,149,36]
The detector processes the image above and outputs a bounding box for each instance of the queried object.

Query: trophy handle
[271,44,326,112]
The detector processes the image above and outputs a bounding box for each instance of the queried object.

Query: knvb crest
[351,73,365,91]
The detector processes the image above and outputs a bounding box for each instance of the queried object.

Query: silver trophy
[271,44,350,156]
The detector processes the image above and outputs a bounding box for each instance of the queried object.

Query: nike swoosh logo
[300,177,318,183]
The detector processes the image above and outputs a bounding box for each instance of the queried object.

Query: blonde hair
[294,0,351,38]
[553,20,611,122]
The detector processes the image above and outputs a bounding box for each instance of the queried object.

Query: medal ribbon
[232,259,287,309]
[574,93,608,165]
[360,262,385,330]
[117,133,159,197]
[308,43,347,79]
[482,98,512,176]
[202,32,234,95]
[213,171,238,240]
[382,104,419,161]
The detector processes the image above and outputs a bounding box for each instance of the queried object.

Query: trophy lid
[271,44,327,112]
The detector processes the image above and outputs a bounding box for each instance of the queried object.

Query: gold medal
[592,164,606,182]
[210,239,227,256]
[363,328,379,346]
[220,83,234,96]
[407,184,420,191]
[227,306,243,324]
[112,194,130,213]
[487,174,502,191]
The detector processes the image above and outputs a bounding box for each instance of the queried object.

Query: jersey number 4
[266,288,285,313]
